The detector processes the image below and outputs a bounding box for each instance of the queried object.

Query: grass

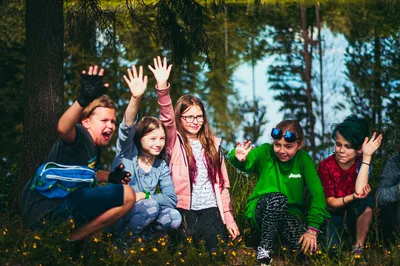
[1,158,399,265]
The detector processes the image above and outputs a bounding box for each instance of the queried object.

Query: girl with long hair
[149,56,239,252]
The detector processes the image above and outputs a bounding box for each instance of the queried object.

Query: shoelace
[257,246,271,260]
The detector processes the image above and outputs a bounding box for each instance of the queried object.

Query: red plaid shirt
[318,154,361,198]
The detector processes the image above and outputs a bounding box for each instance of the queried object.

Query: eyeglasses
[181,115,204,123]
[271,128,301,143]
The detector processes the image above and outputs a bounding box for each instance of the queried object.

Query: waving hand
[148,56,172,89]
[123,65,148,99]
[235,140,254,162]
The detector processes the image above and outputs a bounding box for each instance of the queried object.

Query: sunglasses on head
[271,128,301,143]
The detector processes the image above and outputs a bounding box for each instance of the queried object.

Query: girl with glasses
[318,115,382,257]
[111,65,181,243]
[149,56,239,254]
[230,120,329,265]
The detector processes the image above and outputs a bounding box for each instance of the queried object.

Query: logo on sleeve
[288,173,302,179]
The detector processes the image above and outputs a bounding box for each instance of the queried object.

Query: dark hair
[134,116,168,159]
[81,95,116,120]
[274,120,305,147]
[331,115,369,150]
[175,94,224,187]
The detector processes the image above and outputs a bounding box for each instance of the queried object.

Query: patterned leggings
[255,192,306,251]
[116,199,182,238]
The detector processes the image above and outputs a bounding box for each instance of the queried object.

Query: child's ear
[81,118,90,129]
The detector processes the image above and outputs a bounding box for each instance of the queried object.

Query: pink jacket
[156,85,237,229]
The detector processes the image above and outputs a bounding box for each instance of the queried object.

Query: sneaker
[257,246,272,266]
[353,245,364,259]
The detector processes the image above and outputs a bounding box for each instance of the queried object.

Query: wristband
[307,226,319,234]
[145,191,151,199]
[342,196,346,204]
[362,161,370,166]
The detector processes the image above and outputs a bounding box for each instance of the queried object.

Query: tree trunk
[300,4,316,160]
[316,3,325,149]
[14,0,64,211]
[373,27,383,132]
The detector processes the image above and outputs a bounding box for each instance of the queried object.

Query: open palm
[148,56,172,88]
[362,132,383,157]
[123,65,148,98]
[235,140,254,162]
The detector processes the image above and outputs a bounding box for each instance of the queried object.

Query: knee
[143,198,160,219]
[263,192,288,205]
[123,185,136,208]
[362,206,373,218]
[170,209,182,229]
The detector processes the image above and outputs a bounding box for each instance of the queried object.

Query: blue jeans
[115,199,181,240]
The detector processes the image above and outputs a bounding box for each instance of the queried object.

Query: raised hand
[148,56,172,89]
[108,164,131,184]
[235,140,254,162]
[362,132,383,157]
[123,65,148,99]
[77,65,109,107]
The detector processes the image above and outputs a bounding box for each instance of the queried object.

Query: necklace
[139,152,154,165]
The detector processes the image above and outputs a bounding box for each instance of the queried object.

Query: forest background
[0,0,399,265]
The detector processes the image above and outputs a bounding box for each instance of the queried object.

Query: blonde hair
[81,95,116,120]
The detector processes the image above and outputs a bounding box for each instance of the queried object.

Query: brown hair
[134,116,168,159]
[81,95,116,120]
[175,94,223,187]
[274,120,305,148]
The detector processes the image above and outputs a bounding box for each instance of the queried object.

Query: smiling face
[82,107,116,146]
[334,131,360,169]
[140,128,166,157]
[273,137,300,162]
[180,105,204,139]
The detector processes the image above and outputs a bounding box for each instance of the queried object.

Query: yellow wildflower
[33,243,37,249]
[93,237,100,243]
[58,248,62,252]
[152,248,158,252]
[212,251,217,256]
[130,249,136,254]
[140,247,144,252]
[138,237,142,243]
[34,235,41,240]
[231,251,237,257]
[180,259,185,263]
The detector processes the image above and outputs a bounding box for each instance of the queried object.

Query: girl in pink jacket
[149,56,239,252]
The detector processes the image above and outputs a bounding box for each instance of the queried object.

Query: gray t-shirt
[20,124,101,227]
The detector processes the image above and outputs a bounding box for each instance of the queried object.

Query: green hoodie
[230,143,329,230]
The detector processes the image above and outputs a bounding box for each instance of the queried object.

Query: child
[112,65,181,241]
[21,65,135,241]
[150,56,239,252]
[318,115,382,256]
[376,153,400,245]
[230,120,329,265]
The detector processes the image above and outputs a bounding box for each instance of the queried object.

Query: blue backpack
[30,162,98,198]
